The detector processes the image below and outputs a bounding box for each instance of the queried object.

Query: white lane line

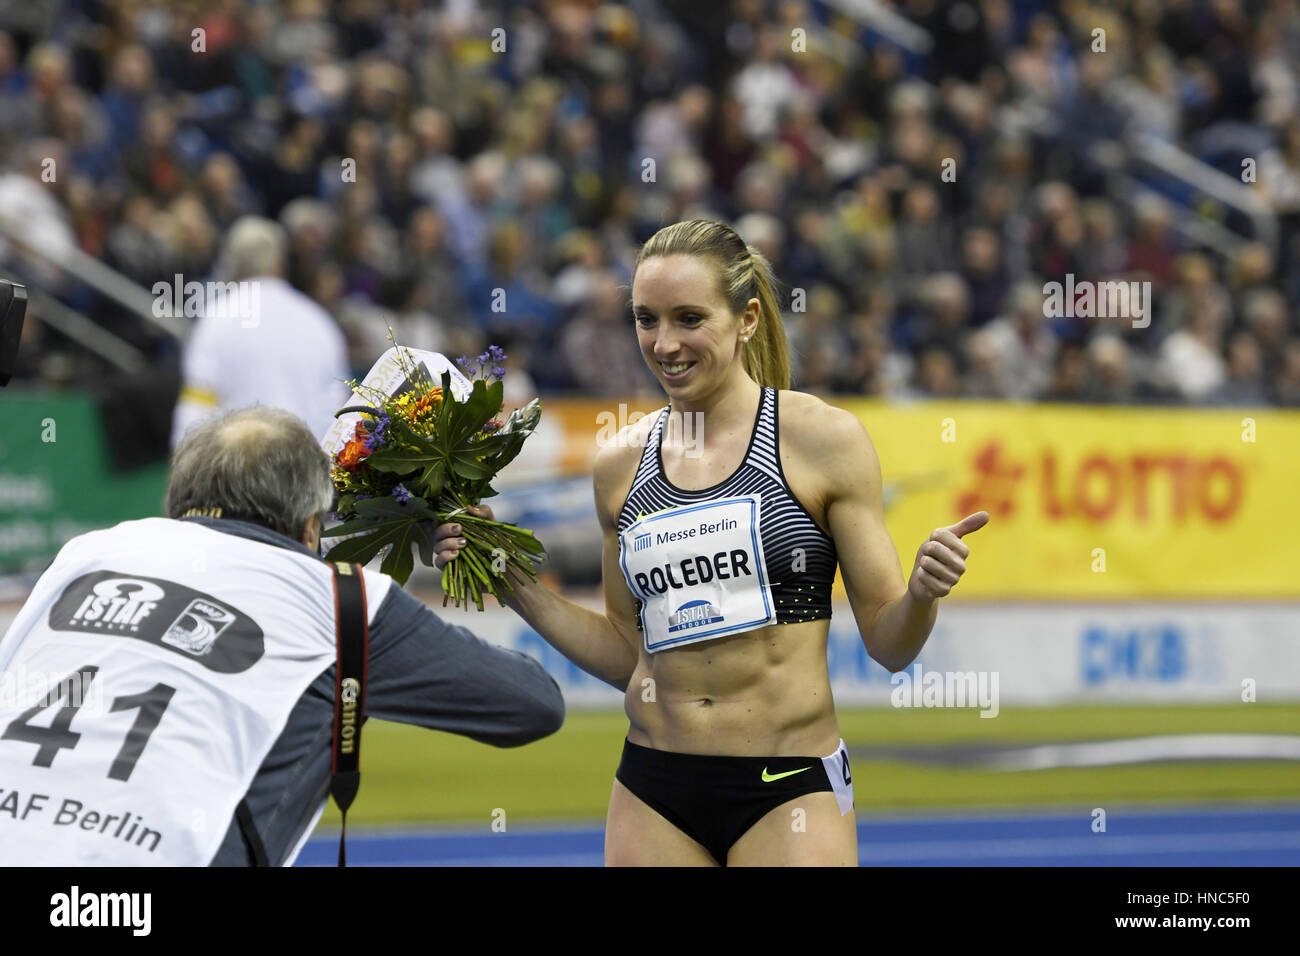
[989,734,1300,771]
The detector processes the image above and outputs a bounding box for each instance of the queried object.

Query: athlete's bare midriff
[612,388,841,758]
[623,616,840,756]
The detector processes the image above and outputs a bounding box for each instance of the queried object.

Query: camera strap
[329,561,369,867]
[231,561,369,867]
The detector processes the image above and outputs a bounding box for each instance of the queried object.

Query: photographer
[0,406,564,866]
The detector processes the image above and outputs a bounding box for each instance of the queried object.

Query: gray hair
[279,197,337,240]
[165,406,334,541]
[214,216,288,281]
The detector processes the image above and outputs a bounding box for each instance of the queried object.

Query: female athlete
[434,219,988,866]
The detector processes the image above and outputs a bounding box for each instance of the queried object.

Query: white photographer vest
[0,518,391,865]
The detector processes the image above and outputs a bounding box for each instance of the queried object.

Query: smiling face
[631,254,758,399]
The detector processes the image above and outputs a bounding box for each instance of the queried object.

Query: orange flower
[410,386,444,421]
[337,436,369,470]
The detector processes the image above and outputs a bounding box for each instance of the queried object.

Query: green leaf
[416,523,437,568]
[420,459,446,501]
[322,532,391,565]
[443,376,503,446]
[436,371,457,428]
[334,404,383,420]
[447,456,493,481]
[354,494,438,521]
[365,437,451,496]
[380,539,415,585]
[487,399,542,474]
[320,514,402,539]
[324,513,430,587]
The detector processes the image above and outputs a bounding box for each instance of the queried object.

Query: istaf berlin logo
[48,571,264,673]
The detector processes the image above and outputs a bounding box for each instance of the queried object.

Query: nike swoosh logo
[761,766,812,782]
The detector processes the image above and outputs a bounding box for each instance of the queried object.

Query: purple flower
[361,412,389,452]
[393,484,412,504]
[458,346,509,381]
[366,415,388,449]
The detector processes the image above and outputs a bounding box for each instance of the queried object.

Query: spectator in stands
[977,280,1058,401]
[2,0,1298,417]
[1158,298,1229,401]
[201,152,258,231]
[1044,343,1091,402]
[171,216,351,445]
[787,283,851,395]
[461,220,562,356]
[0,140,76,292]
[963,328,1006,400]
[558,270,657,396]
[911,345,963,399]
[1242,289,1291,378]
[901,272,972,357]
[1085,335,1142,404]
[1272,339,1300,406]
[1210,331,1271,406]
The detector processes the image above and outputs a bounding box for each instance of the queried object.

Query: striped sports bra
[616,387,838,651]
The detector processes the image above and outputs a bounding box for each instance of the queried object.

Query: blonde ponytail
[739,246,791,390]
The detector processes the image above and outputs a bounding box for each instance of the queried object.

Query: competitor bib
[619,495,776,653]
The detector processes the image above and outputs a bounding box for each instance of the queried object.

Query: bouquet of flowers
[321,343,545,609]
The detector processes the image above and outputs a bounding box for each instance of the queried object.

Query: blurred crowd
[3,0,1300,408]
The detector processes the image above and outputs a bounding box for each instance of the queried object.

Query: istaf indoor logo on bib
[619,495,776,652]
[46,570,264,672]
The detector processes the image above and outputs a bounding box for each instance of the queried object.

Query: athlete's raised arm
[817,404,988,672]
[430,440,640,691]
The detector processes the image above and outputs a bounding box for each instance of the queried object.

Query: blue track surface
[297,805,1300,866]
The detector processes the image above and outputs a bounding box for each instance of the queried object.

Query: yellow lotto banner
[533,398,1297,599]
[843,400,1295,599]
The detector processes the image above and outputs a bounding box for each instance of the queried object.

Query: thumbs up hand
[907,511,989,601]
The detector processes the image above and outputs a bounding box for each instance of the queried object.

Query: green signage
[0,390,168,572]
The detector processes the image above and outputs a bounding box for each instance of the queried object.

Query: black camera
[0,279,27,387]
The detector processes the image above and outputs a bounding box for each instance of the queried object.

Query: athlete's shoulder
[593,404,660,478]
[592,405,661,524]
[775,389,870,450]
[775,389,879,494]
